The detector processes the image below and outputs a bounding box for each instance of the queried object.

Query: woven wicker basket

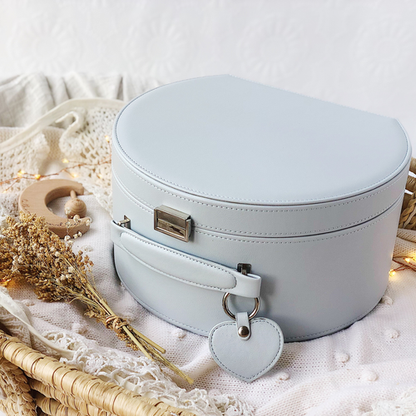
[399,157,416,229]
[0,330,195,416]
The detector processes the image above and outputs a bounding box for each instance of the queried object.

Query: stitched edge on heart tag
[209,318,284,382]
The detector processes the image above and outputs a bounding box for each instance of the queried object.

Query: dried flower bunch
[0,212,193,384]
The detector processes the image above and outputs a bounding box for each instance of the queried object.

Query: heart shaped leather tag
[208,317,284,382]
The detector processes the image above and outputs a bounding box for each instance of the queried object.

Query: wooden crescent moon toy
[18,179,90,239]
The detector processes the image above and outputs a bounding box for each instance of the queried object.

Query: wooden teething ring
[18,179,90,238]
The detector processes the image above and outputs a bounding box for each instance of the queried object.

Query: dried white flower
[58,274,67,282]
[81,245,93,252]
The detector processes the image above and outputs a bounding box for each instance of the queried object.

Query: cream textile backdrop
[0,0,415,149]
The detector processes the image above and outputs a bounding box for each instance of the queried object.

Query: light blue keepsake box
[111,75,411,381]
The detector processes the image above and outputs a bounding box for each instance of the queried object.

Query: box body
[111,75,411,341]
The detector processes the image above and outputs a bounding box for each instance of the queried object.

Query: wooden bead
[65,190,87,219]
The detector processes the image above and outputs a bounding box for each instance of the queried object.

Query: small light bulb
[34,174,41,180]
[97,173,102,179]
[71,172,78,178]
[105,135,110,142]
[62,158,69,164]
[17,169,25,176]
[406,258,411,263]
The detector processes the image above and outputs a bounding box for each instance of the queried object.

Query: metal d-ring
[222,292,260,321]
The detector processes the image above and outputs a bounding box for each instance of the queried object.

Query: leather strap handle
[111,221,261,298]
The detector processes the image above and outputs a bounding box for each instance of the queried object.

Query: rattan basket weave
[0,330,195,416]
[399,157,416,229]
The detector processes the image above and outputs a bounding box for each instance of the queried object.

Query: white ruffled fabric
[1,73,416,416]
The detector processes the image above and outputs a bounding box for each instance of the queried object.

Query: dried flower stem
[0,213,193,384]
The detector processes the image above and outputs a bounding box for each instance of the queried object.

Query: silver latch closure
[117,215,131,229]
[154,205,192,242]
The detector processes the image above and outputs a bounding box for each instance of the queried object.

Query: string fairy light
[391,255,416,277]
[0,136,111,194]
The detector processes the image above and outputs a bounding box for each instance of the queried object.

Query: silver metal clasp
[237,263,251,275]
[222,263,260,339]
[222,293,260,322]
[117,215,131,229]
[154,205,192,242]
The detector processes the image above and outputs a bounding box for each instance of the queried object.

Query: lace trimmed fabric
[58,105,121,214]
[0,129,49,223]
[46,331,254,416]
[0,99,122,220]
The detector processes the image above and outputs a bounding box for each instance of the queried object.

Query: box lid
[113,75,411,237]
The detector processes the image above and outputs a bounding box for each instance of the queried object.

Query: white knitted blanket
[1,73,416,416]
